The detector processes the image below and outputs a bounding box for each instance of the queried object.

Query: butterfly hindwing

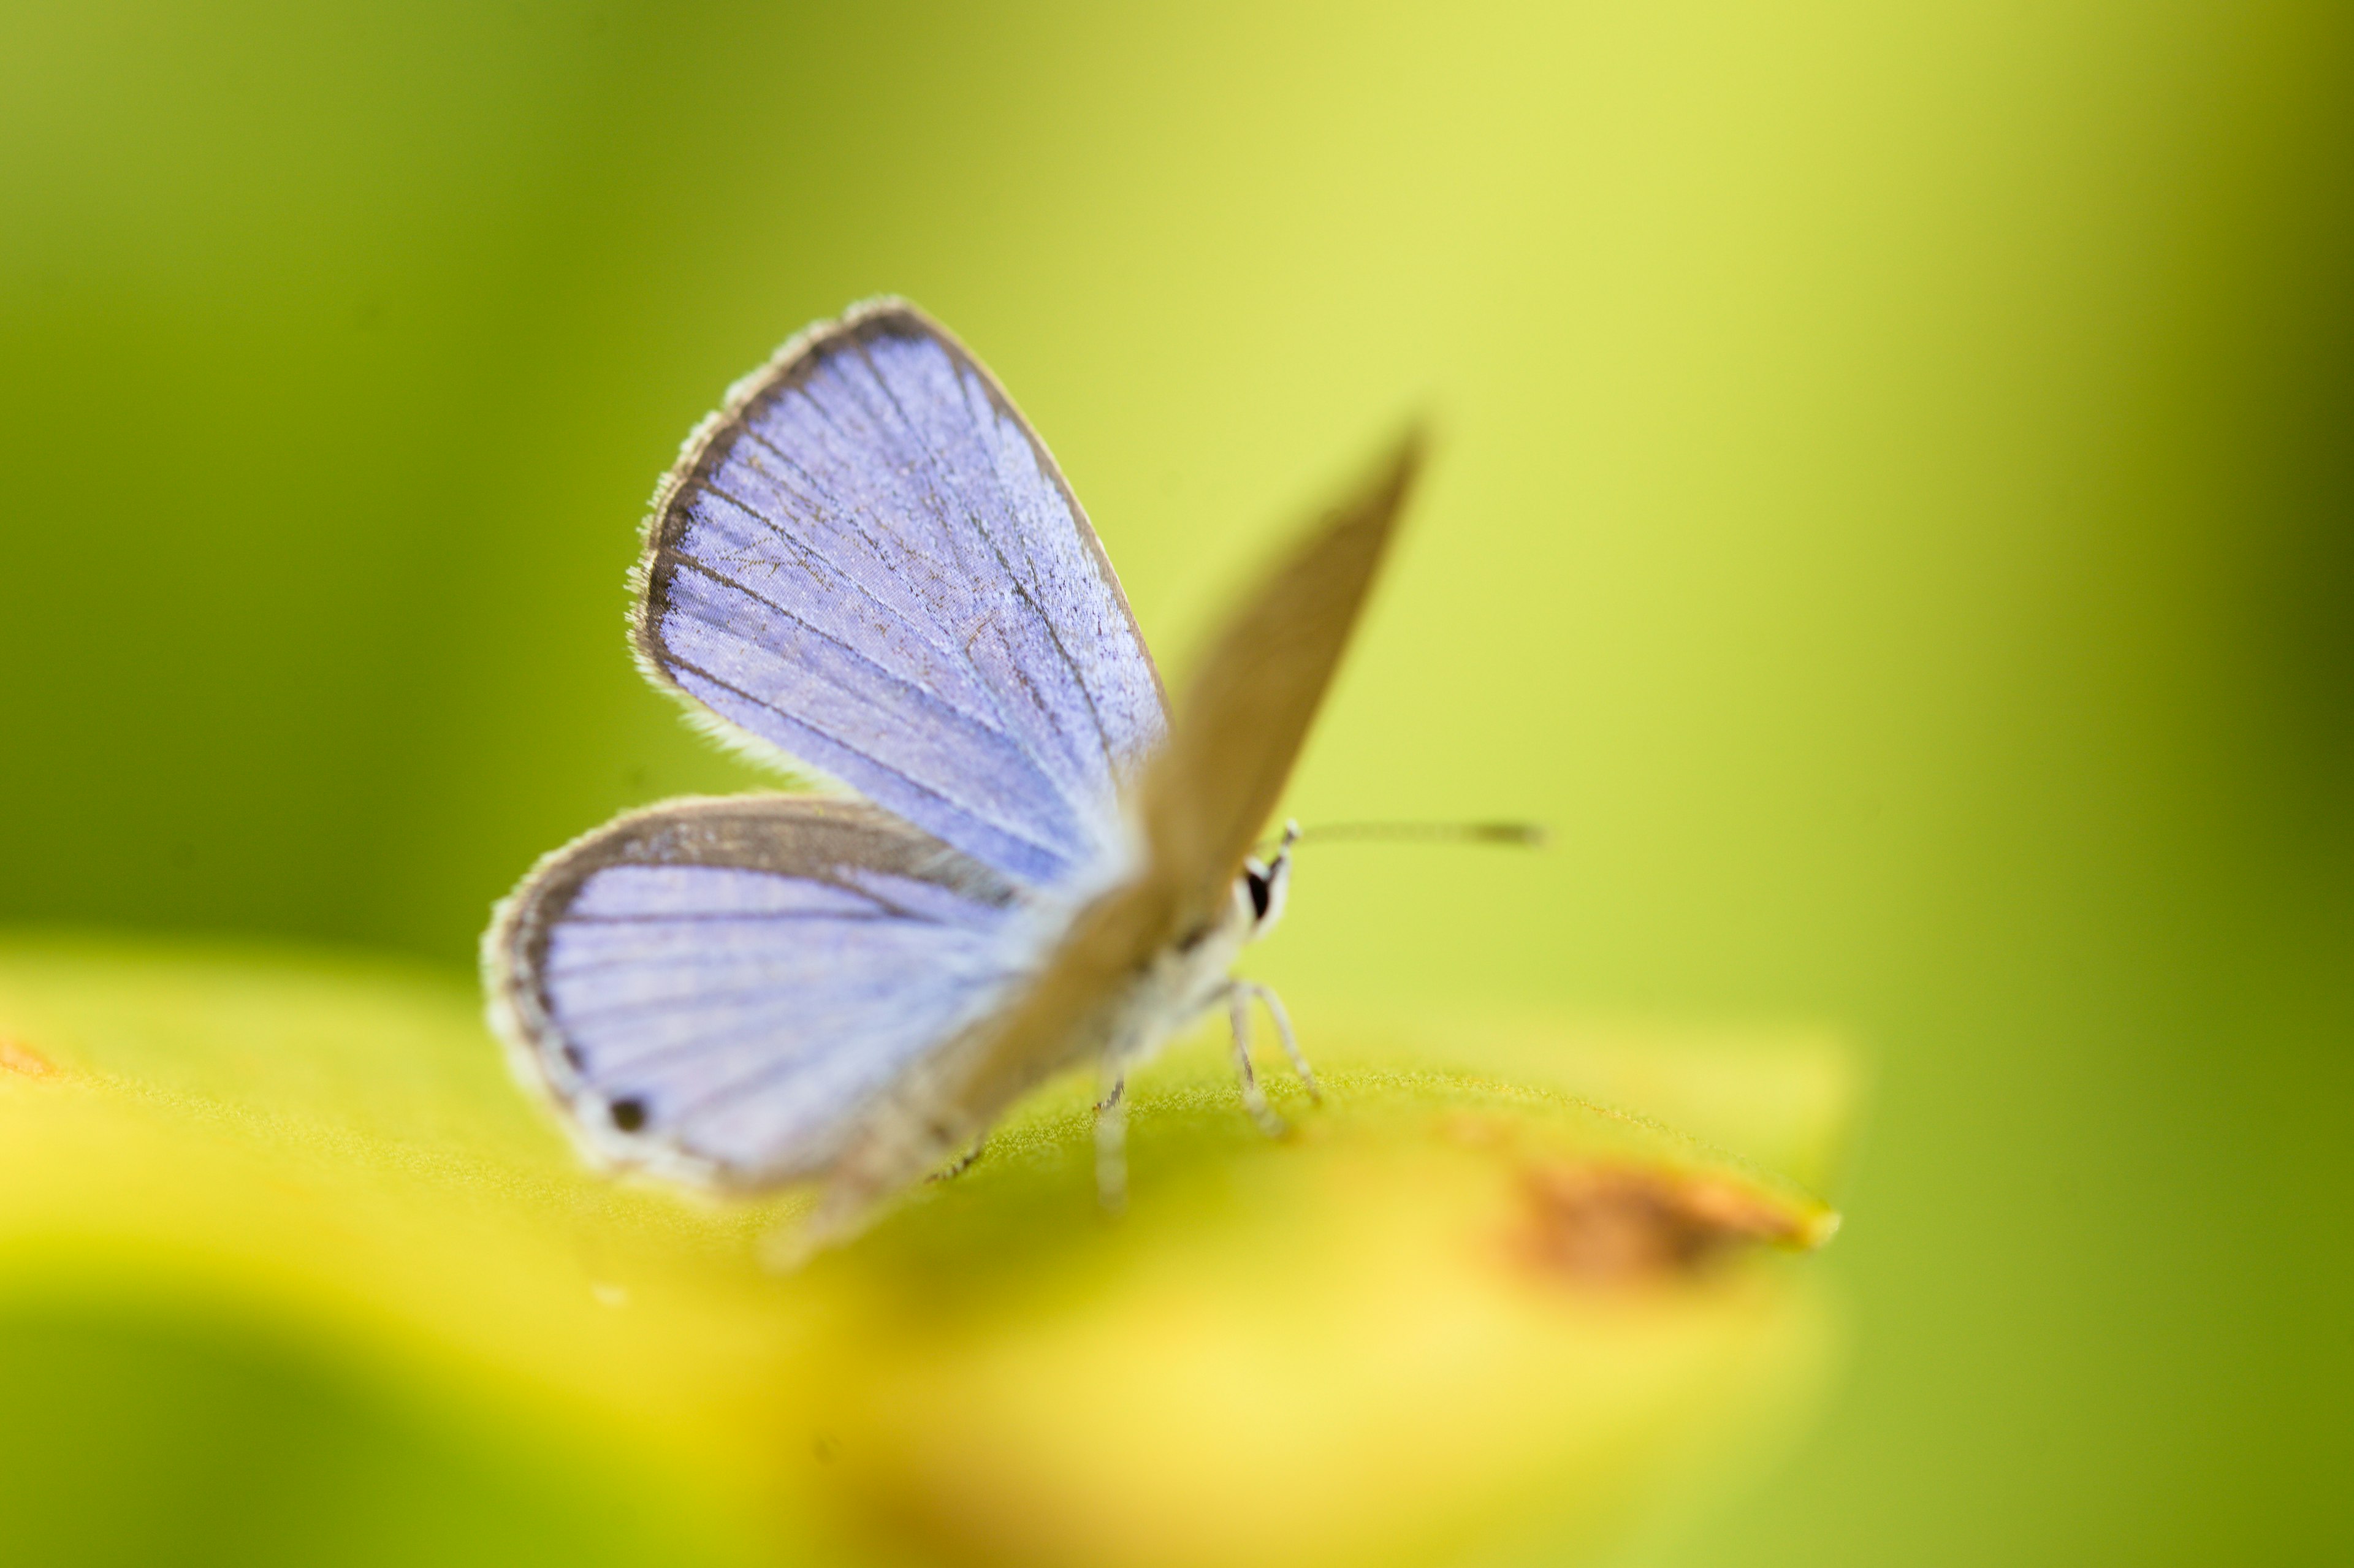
[485,795,1045,1187]
[636,299,1167,891]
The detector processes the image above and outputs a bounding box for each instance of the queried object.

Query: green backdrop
[4,1,2347,1562]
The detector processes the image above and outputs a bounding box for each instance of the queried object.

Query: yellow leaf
[0,937,1848,1568]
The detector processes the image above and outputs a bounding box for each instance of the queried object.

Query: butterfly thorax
[1054,828,1293,1087]
[802,865,1271,1243]
[1098,874,1260,1073]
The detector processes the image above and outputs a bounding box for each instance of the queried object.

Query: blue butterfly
[484,299,1419,1252]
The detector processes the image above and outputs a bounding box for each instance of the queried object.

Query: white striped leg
[1236,980,1319,1103]
[1094,1073,1128,1215]
[1226,984,1289,1138]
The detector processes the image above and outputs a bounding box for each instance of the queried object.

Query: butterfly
[482,298,1419,1254]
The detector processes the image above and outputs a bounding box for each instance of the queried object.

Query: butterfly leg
[1237,980,1319,1103]
[1225,983,1289,1138]
[1094,1073,1128,1216]
[928,1136,988,1183]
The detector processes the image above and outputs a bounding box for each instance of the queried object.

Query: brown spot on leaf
[1515,1162,1813,1287]
[0,1035,55,1078]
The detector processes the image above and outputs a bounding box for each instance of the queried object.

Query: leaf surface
[0,937,1847,1568]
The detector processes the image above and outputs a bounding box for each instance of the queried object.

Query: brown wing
[1137,430,1423,933]
[804,433,1424,1240]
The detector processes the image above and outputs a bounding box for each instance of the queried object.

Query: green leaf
[0,937,1848,1568]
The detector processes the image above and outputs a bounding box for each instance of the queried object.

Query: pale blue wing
[484,795,1046,1187]
[634,300,1167,891]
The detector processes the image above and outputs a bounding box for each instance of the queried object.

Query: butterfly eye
[1244,868,1273,921]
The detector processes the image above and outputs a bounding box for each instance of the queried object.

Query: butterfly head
[1240,819,1301,940]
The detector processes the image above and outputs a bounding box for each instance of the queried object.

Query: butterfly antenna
[1257,820,1551,854]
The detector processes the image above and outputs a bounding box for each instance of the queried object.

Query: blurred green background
[3,0,2347,1562]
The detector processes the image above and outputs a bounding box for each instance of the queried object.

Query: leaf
[0,937,1848,1568]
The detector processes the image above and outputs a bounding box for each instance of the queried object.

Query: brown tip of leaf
[1514,1162,1824,1288]
[0,1035,56,1078]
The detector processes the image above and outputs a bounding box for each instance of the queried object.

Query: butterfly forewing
[637,300,1165,891]
[486,796,1044,1188]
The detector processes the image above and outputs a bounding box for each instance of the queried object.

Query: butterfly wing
[806,434,1425,1228]
[484,795,1044,1188]
[1136,432,1423,931]
[636,299,1166,891]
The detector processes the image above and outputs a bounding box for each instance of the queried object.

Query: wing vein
[728,400,1055,772]
[658,651,1072,869]
[665,552,1024,753]
[855,338,1122,781]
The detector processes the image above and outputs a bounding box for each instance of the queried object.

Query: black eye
[1245,869,1272,920]
[609,1097,648,1133]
